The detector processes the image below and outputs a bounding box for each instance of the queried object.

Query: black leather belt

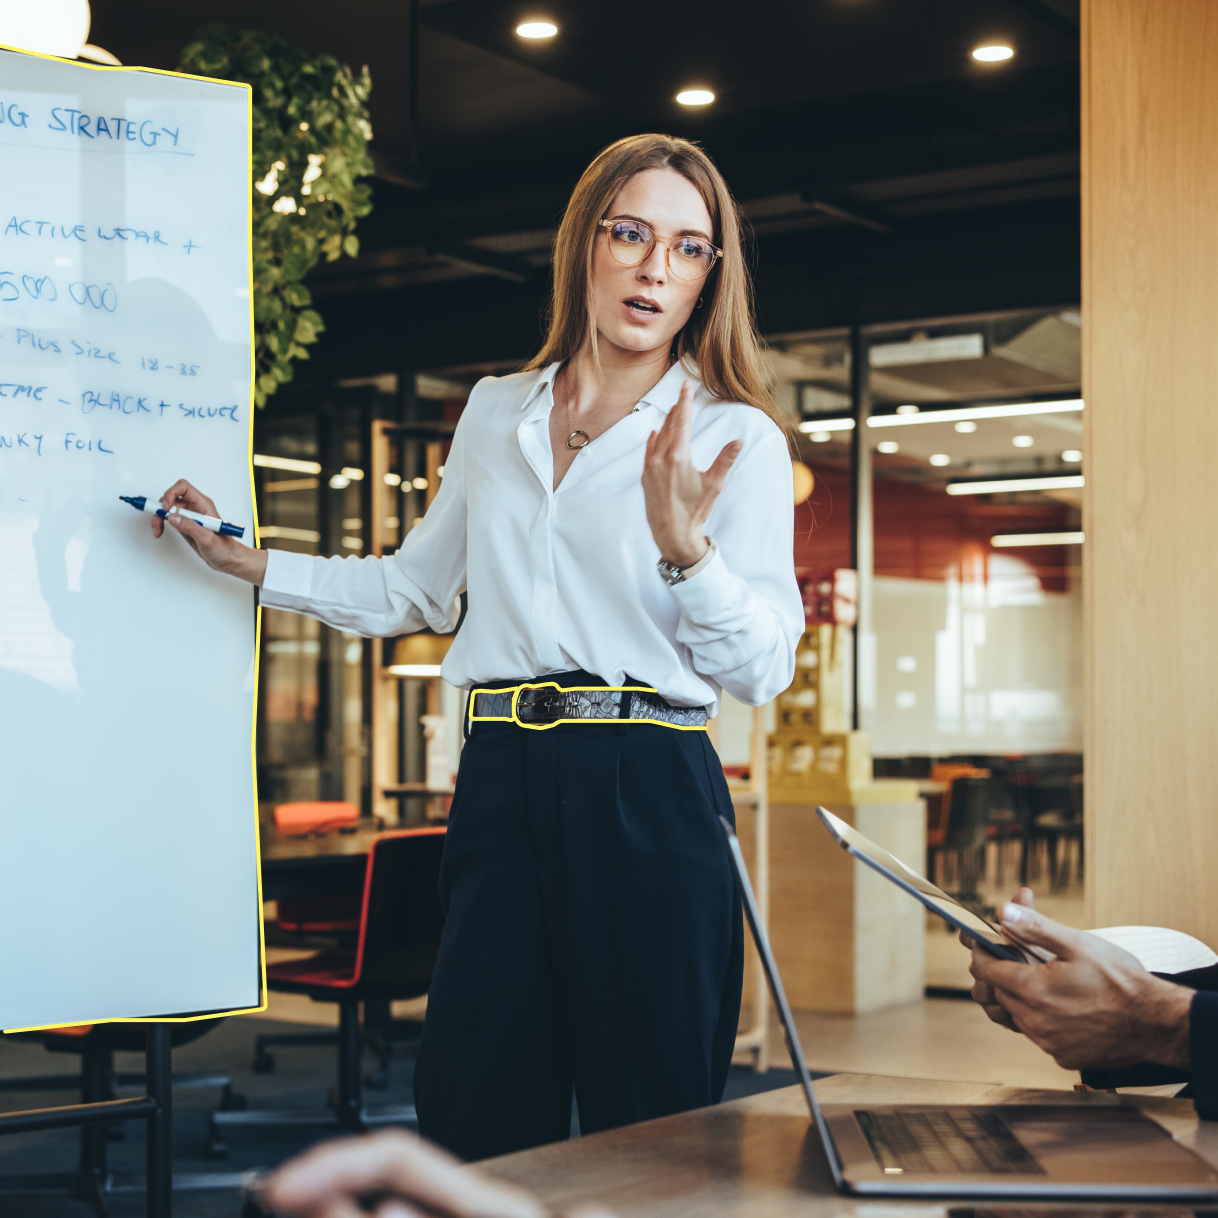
[468,682,709,730]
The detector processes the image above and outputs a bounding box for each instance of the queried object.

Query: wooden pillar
[1083,0,1218,944]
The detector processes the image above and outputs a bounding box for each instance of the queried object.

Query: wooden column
[1083,0,1218,943]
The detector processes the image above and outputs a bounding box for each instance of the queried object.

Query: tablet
[814,805,1047,964]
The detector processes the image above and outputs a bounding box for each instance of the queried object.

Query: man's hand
[265,1129,615,1218]
[962,887,1037,1032]
[964,896,1193,1071]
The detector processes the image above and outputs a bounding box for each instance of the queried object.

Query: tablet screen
[814,805,1026,959]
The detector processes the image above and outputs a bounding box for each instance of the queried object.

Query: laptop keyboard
[855,1109,1045,1176]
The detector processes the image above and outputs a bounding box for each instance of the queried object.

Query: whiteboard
[0,48,260,1028]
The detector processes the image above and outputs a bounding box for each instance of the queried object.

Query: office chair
[254,800,366,1077]
[925,764,989,886]
[208,827,446,1155]
[0,1020,242,1216]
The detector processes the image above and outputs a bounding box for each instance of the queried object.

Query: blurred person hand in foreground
[265,1128,616,1218]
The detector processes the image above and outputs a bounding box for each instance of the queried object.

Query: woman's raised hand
[155,478,268,586]
[642,382,742,568]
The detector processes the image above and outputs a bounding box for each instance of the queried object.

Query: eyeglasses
[598,219,722,281]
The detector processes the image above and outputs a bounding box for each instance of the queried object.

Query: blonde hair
[527,133,782,428]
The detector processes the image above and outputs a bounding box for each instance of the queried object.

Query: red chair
[208,827,446,1152]
[271,802,362,937]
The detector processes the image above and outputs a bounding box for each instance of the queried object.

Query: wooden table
[479,1074,1218,1217]
[259,823,385,902]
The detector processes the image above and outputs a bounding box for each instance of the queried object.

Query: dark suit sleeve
[1079,965,1218,1110]
[1191,990,1218,1119]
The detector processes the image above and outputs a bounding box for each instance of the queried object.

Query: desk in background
[479,1074,1215,1217]
[259,822,384,903]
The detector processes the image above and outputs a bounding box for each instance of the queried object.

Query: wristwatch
[657,538,717,587]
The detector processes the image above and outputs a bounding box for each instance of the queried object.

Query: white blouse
[260,360,804,712]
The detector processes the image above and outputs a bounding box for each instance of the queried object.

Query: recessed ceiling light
[516,20,558,38]
[877,441,899,454]
[895,404,920,415]
[676,89,715,106]
[1012,435,1034,448]
[929,454,951,467]
[954,420,977,433]
[1062,449,1083,463]
[972,44,1014,62]
[810,430,832,443]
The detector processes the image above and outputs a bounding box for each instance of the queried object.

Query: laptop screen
[720,818,845,1188]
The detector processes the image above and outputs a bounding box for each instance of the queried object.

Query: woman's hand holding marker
[156,478,268,586]
[641,381,742,568]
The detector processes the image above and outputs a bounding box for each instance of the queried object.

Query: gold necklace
[563,389,591,450]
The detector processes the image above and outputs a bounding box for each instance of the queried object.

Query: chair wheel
[221,1090,249,1111]
[205,1133,229,1160]
[252,1050,275,1073]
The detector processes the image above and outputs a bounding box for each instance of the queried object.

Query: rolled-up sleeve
[260,418,468,638]
[669,428,803,706]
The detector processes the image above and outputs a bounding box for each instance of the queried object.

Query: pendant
[566,430,591,450]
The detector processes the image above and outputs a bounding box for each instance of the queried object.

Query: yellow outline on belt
[467,682,708,732]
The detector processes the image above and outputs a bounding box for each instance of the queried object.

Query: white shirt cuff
[667,546,737,623]
[261,548,315,605]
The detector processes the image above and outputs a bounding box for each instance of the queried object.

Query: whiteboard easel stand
[725,704,770,1072]
[0,1024,172,1216]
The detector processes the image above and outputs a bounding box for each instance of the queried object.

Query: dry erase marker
[120,495,246,539]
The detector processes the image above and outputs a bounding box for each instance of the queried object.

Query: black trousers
[413,671,744,1162]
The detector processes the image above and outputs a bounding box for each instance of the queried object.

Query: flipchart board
[0,47,261,1028]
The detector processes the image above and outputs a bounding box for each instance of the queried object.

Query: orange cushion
[274,801,359,832]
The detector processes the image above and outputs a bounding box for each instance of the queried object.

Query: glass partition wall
[767,308,1085,983]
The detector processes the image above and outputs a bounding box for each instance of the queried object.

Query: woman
[157,133,803,1161]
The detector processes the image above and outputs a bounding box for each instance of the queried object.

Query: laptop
[719,812,1218,1200]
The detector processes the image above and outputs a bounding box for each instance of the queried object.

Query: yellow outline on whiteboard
[0,42,268,1032]
[467,682,709,732]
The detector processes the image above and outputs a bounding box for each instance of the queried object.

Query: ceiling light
[929,454,951,467]
[954,420,977,434]
[341,518,363,530]
[341,467,365,481]
[387,664,444,677]
[412,476,429,490]
[329,474,351,490]
[947,474,1085,496]
[877,441,899,454]
[798,418,855,434]
[677,89,715,106]
[810,431,832,443]
[991,532,1084,547]
[1062,449,1083,463]
[869,398,1083,429]
[254,454,322,474]
[383,472,402,486]
[972,44,1014,62]
[895,405,920,415]
[1012,435,1034,448]
[871,334,984,367]
[516,20,558,38]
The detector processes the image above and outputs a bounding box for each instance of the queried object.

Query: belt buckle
[510,682,563,731]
